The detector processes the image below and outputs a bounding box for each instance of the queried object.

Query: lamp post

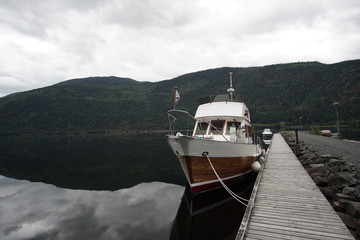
[299,116,302,131]
[333,102,340,136]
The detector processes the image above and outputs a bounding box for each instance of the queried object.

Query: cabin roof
[194,101,251,122]
[197,94,242,104]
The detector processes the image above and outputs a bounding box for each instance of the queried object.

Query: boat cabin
[192,94,253,143]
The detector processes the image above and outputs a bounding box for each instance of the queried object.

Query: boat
[167,72,262,193]
[261,128,273,145]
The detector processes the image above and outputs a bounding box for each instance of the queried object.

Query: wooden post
[295,129,300,155]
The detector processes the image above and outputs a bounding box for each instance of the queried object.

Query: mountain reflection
[0,134,185,190]
[0,176,184,240]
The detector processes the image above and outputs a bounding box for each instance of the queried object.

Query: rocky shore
[282,132,360,239]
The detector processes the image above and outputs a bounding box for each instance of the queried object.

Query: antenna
[229,72,233,88]
[227,72,235,101]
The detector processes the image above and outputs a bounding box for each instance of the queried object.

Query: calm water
[0,133,252,240]
[0,176,183,240]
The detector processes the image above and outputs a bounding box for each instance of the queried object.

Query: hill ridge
[0,60,359,135]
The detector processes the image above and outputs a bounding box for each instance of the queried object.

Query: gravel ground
[298,131,360,169]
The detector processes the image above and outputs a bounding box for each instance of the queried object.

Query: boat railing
[167,109,195,136]
[167,109,229,141]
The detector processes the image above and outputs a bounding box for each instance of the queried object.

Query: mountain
[0,60,359,135]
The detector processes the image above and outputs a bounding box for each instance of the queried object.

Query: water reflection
[170,174,256,240]
[0,133,259,240]
[0,176,184,240]
[0,134,185,190]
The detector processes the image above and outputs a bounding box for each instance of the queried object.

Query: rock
[338,172,357,185]
[356,220,360,237]
[319,187,334,199]
[299,150,307,156]
[328,175,348,190]
[339,199,353,211]
[304,152,317,161]
[340,164,353,172]
[328,159,342,166]
[329,166,340,174]
[313,176,328,187]
[343,186,356,195]
[311,157,326,164]
[310,163,325,168]
[332,201,343,212]
[330,186,341,195]
[336,193,356,201]
[301,158,312,166]
[347,202,360,218]
[307,165,328,177]
[337,212,356,229]
[328,172,357,189]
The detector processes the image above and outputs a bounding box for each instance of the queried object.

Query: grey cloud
[114,221,171,240]
[24,230,60,240]
[103,0,198,29]
[0,0,108,38]
[236,1,325,35]
[0,75,31,97]
[56,205,109,240]
[0,1,55,38]
[3,226,22,236]
[0,0,359,96]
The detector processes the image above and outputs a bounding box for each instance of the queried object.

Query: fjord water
[0,133,252,240]
[0,133,185,190]
[0,176,184,240]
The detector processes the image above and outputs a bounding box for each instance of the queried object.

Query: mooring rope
[202,152,248,207]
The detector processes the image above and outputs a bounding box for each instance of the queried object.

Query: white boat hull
[168,135,261,192]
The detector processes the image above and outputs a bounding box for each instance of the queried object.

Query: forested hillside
[0,60,359,135]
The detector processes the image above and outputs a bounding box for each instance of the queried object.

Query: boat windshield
[209,120,225,135]
[263,135,272,140]
[194,122,209,135]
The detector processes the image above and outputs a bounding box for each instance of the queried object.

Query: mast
[227,72,235,101]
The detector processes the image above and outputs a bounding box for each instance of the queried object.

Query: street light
[299,116,302,131]
[333,102,340,136]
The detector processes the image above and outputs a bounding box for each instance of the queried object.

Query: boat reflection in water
[170,172,257,240]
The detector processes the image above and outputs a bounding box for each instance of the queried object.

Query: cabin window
[194,122,209,135]
[226,122,241,135]
[245,125,253,138]
[244,110,249,118]
[209,120,225,135]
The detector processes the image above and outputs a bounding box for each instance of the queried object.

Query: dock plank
[236,133,354,240]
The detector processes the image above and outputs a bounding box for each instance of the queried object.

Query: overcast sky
[1,0,360,97]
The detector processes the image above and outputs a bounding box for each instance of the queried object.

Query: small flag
[173,87,180,109]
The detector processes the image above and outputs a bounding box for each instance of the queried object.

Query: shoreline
[0,129,171,138]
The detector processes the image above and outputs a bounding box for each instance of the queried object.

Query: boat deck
[236,133,354,240]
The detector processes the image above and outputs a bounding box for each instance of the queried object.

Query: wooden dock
[236,133,354,240]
